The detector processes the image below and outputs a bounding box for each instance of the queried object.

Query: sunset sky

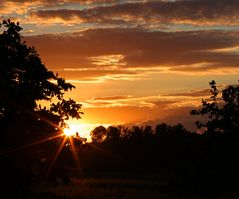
[1,0,239,137]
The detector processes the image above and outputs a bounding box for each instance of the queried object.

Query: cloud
[30,0,239,26]
[25,28,239,81]
[5,0,114,5]
[88,54,127,67]
[149,100,179,109]
[165,88,211,97]
[82,90,209,131]
[54,68,142,82]
[92,95,133,101]
[84,92,203,109]
[82,104,198,131]
[0,0,115,16]
[0,1,34,15]
[125,106,198,132]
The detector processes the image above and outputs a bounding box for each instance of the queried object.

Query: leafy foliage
[191,80,239,134]
[0,19,83,184]
[90,125,107,143]
[81,123,239,198]
[0,19,82,142]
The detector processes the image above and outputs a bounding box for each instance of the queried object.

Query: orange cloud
[82,105,198,131]
[80,86,216,131]
[0,0,115,17]
[164,89,211,97]
[84,92,204,109]
[92,95,132,101]
[25,28,239,82]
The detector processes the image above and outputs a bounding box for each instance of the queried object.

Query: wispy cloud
[82,99,200,131]
[84,90,206,108]
[164,88,211,97]
[81,88,213,130]
[92,95,133,101]
[88,54,127,67]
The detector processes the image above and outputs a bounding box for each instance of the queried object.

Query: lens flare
[63,128,76,137]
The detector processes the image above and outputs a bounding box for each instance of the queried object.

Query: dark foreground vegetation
[7,123,238,199]
[76,124,239,199]
[1,20,239,199]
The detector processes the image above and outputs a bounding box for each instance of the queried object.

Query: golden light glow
[63,124,90,139]
[63,120,112,142]
[63,128,76,137]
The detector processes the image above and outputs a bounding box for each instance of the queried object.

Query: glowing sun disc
[63,128,75,137]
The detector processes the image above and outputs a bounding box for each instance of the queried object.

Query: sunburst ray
[69,137,82,171]
[0,133,63,156]
[45,136,67,179]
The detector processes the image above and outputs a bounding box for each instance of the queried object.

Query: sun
[62,121,111,142]
[63,124,92,141]
[63,128,76,137]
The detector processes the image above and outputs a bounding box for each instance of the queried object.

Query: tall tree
[0,19,82,144]
[0,20,82,183]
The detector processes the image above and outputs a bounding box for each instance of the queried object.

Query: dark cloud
[126,106,198,132]
[0,0,116,16]
[165,89,211,97]
[8,0,114,4]
[26,28,239,76]
[30,0,239,25]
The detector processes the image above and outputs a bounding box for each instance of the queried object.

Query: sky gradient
[1,0,239,137]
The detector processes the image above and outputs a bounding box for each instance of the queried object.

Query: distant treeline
[69,123,239,197]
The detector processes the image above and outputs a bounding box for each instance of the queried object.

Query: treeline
[73,123,239,197]
[90,123,190,143]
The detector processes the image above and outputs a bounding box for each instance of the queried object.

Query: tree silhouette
[90,125,107,143]
[143,125,153,136]
[105,126,120,142]
[155,123,170,137]
[130,126,143,139]
[0,20,83,184]
[0,19,82,142]
[191,80,239,134]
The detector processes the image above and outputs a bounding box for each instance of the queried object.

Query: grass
[29,172,239,199]
[3,176,238,199]
[33,177,183,199]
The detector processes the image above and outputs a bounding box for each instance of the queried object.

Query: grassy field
[33,177,182,199]
[30,177,239,199]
